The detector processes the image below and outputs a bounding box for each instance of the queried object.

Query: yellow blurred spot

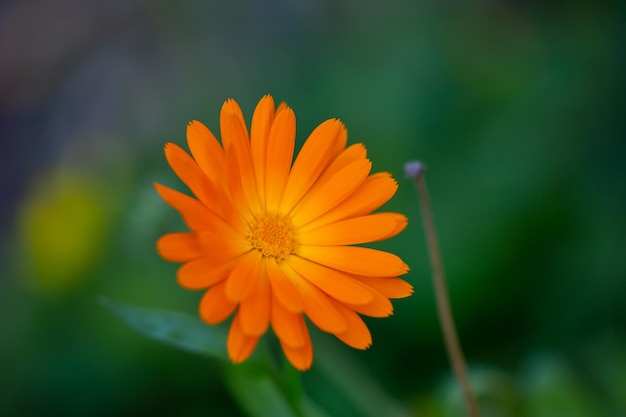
[17,170,109,297]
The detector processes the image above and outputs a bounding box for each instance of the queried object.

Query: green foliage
[101,296,332,417]
[522,355,607,417]
[312,335,411,417]
[224,363,301,417]
[100,296,231,361]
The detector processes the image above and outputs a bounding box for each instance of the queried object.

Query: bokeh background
[1,0,625,416]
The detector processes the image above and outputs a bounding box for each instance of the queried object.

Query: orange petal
[344,286,393,318]
[331,301,372,350]
[195,233,249,274]
[186,120,225,182]
[266,258,304,313]
[298,245,409,277]
[164,142,227,218]
[279,262,347,333]
[280,119,345,212]
[265,107,296,212]
[154,182,215,231]
[275,102,289,116]
[238,262,271,336]
[301,172,398,232]
[355,276,414,299]
[318,143,367,183]
[221,108,261,214]
[331,171,398,217]
[195,214,250,255]
[298,213,407,246]
[280,337,313,371]
[177,256,231,290]
[199,281,238,324]
[250,95,276,204]
[225,251,262,302]
[271,298,309,348]
[227,312,260,364]
[286,256,373,305]
[224,144,254,222]
[219,99,249,149]
[156,181,247,237]
[332,121,348,160]
[291,159,372,228]
[156,232,202,262]
[227,118,261,212]
[382,213,409,240]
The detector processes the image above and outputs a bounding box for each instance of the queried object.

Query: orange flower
[156,95,412,370]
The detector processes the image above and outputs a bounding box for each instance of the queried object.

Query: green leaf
[223,360,332,417]
[313,335,411,417]
[279,353,304,407]
[100,296,230,361]
[224,362,300,417]
[300,397,333,417]
[523,354,608,417]
[100,297,329,417]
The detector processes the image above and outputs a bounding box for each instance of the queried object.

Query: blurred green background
[1,0,625,416]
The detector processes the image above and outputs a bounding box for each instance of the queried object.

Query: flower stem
[404,161,480,417]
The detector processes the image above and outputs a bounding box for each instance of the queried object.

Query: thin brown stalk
[405,161,480,417]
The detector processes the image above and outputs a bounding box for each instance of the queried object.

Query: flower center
[249,212,298,262]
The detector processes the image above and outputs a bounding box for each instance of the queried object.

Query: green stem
[405,161,480,417]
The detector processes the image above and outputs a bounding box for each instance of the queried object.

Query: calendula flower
[156,95,412,371]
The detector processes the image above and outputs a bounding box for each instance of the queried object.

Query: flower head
[156,95,412,370]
